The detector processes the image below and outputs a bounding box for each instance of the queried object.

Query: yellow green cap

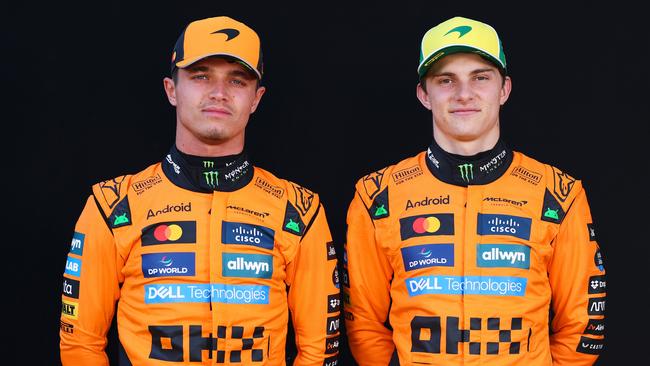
[418,16,506,78]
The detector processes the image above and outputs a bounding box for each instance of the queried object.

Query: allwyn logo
[477,244,530,269]
[222,253,273,278]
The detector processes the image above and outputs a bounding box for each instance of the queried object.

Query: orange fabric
[344,151,605,365]
[60,163,340,365]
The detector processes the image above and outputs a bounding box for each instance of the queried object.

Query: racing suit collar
[424,138,513,186]
[162,145,253,192]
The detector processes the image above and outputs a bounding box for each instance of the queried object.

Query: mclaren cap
[171,16,263,79]
[418,16,506,79]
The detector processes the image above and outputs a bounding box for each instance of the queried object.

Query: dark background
[4,1,646,364]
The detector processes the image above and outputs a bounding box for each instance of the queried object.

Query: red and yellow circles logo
[153,224,183,242]
[412,216,441,234]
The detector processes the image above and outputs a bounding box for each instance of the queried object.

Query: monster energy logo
[203,171,219,187]
[458,163,474,182]
[203,161,214,168]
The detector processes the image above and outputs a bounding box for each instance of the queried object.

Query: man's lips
[449,108,480,115]
[202,106,232,116]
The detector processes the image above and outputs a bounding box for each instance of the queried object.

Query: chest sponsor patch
[141,221,197,245]
[406,275,527,297]
[62,277,80,298]
[144,284,269,304]
[400,213,454,240]
[476,244,530,269]
[222,253,273,279]
[64,256,82,277]
[222,221,275,250]
[142,252,195,278]
[69,232,85,256]
[477,213,532,240]
[401,244,454,271]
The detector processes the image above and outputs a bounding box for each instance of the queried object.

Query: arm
[548,188,605,365]
[344,192,394,365]
[287,203,340,365]
[60,196,122,365]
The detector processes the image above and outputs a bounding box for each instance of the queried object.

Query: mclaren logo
[444,25,472,38]
[212,28,240,41]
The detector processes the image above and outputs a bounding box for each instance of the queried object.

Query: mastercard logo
[412,216,441,234]
[153,224,183,242]
[141,221,197,246]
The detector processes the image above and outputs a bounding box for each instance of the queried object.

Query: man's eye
[438,78,453,85]
[231,79,246,86]
[475,75,489,81]
[192,74,208,80]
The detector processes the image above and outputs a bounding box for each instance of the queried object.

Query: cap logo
[444,25,472,38]
[211,28,240,41]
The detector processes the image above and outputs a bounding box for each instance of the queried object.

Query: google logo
[412,216,441,234]
[153,224,183,242]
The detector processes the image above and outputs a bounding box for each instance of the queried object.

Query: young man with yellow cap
[344,16,605,365]
[59,16,340,365]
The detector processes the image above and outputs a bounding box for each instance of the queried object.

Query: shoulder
[513,151,583,221]
[90,162,160,228]
[353,152,424,205]
[253,166,321,237]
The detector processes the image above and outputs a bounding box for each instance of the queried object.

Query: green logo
[374,204,387,217]
[203,171,219,187]
[444,25,472,38]
[113,213,129,225]
[285,219,300,233]
[203,161,214,168]
[544,208,559,220]
[458,164,474,182]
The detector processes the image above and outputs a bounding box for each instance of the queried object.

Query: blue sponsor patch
[406,275,527,296]
[70,232,85,256]
[401,244,454,271]
[142,252,195,278]
[144,284,269,304]
[477,244,530,269]
[222,222,275,250]
[477,213,532,240]
[64,256,82,277]
[222,253,273,278]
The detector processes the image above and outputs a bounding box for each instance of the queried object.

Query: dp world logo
[401,244,454,271]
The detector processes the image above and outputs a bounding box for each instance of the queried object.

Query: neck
[433,127,500,156]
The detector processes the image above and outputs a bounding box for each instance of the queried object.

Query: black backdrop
[5,1,647,365]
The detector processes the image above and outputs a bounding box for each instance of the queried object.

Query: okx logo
[141,221,197,246]
[477,213,532,240]
[458,163,474,182]
[222,222,275,250]
[400,213,454,240]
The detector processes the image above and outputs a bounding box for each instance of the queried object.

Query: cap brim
[174,53,261,79]
[418,45,505,78]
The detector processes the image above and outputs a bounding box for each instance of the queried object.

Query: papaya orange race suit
[60,145,341,366]
[344,139,605,366]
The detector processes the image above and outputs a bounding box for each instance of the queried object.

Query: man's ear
[163,77,177,106]
[416,82,432,110]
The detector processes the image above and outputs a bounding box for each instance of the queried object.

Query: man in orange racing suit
[59,16,341,365]
[344,16,605,366]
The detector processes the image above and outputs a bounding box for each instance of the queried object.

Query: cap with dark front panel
[171,16,263,79]
[418,16,506,79]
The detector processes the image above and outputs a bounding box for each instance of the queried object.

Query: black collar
[424,138,513,186]
[162,145,253,192]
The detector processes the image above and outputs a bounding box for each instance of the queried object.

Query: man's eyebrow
[229,69,256,80]
[186,65,209,73]
[431,68,496,77]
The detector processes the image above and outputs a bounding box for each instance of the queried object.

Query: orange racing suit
[60,145,341,365]
[344,139,605,365]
